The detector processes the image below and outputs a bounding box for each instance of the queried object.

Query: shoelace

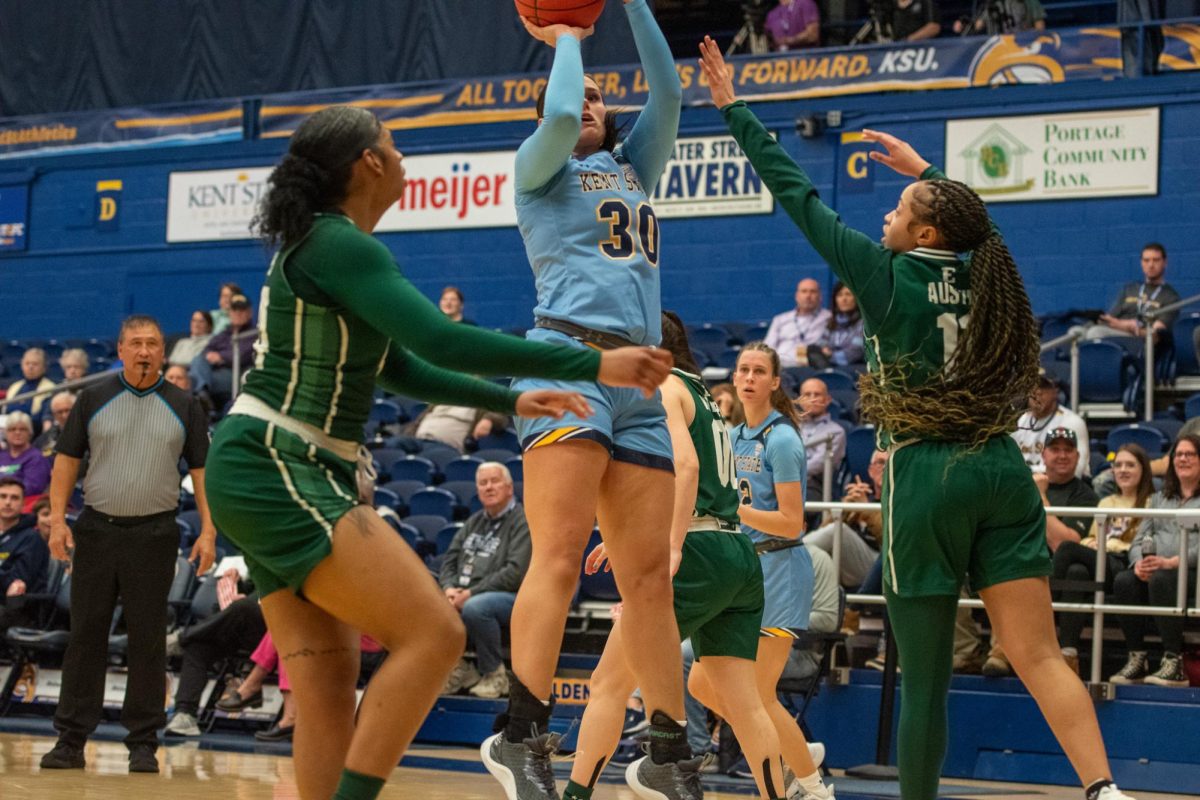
[520,727,563,796]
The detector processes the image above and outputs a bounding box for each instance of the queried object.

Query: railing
[1040,329,1084,412]
[806,500,1200,690]
[0,370,114,411]
[1142,292,1200,421]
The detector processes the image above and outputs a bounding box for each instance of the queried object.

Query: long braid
[858,180,1040,448]
[739,342,802,427]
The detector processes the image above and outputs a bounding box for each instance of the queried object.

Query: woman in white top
[168,310,214,367]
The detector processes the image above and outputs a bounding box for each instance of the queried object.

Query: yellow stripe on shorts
[759,626,800,639]
[527,426,584,448]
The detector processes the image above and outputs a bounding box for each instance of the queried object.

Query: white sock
[797,771,827,796]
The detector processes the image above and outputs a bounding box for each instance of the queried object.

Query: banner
[0,101,244,160]
[0,182,29,251]
[651,135,772,218]
[166,167,273,243]
[838,132,875,195]
[259,24,1200,136]
[945,107,1159,201]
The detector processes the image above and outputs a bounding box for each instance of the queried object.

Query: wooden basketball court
[0,732,1188,800]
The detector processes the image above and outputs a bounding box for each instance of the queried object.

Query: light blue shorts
[513,329,673,472]
[756,540,814,635]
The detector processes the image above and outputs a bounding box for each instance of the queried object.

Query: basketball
[514,0,606,28]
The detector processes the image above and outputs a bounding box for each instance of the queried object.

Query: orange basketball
[515,0,606,28]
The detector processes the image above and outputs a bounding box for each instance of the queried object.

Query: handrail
[0,370,114,411]
[806,500,1199,687]
[1039,328,1084,411]
[1141,292,1200,421]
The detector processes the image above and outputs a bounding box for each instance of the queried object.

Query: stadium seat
[404,514,449,541]
[1175,313,1200,377]
[1107,423,1169,457]
[828,388,859,422]
[382,479,426,505]
[477,448,520,465]
[383,515,421,551]
[722,321,750,345]
[436,524,462,555]
[369,399,401,426]
[1077,341,1127,403]
[688,324,731,359]
[474,429,521,454]
[1146,417,1183,443]
[443,456,483,483]
[417,442,462,473]
[373,487,400,512]
[714,348,740,371]
[370,448,410,481]
[743,322,770,342]
[1186,393,1200,420]
[814,369,857,393]
[408,487,457,519]
[578,529,619,602]
[504,456,524,483]
[387,456,435,485]
[781,366,816,394]
[843,426,877,484]
[440,480,479,507]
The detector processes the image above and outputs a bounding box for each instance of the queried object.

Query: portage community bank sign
[945,107,1159,202]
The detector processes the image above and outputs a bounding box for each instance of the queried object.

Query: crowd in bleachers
[0,253,1197,752]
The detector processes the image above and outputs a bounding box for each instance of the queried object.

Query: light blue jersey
[732,410,813,632]
[514,0,681,346]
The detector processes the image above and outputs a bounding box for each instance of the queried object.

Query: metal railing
[0,370,114,412]
[806,499,1200,689]
[1039,329,1083,412]
[1142,292,1200,421]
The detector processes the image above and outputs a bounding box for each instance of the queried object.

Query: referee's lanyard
[1136,283,1162,319]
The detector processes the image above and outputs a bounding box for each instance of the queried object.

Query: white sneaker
[1095,785,1136,800]
[469,666,511,699]
[443,658,481,695]
[807,741,826,769]
[164,711,200,737]
[785,774,835,800]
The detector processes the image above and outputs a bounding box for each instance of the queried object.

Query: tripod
[959,0,1016,36]
[850,1,892,45]
[726,1,771,55]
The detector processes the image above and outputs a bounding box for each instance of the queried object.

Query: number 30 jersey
[517,149,663,346]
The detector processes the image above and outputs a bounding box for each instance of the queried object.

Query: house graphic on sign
[957,124,1035,195]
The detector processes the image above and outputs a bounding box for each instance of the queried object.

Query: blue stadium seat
[407,487,457,519]
[814,369,857,393]
[404,514,449,540]
[828,388,859,422]
[2,341,25,361]
[743,323,770,342]
[688,325,731,359]
[781,366,816,395]
[722,321,750,345]
[1187,393,1200,420]
[1107,423,1169,457]
[474,429,521,454]
[394,396,427,422]
[436,524,462,555]
[369,399,401,425]
[843,426,877,484]
[388,457,435,484]
[1175,313,1200,377]
[417,442,462,472]
[382,479,426,505]
[440,480,479,507]
[42,340,64,359]
[1146,417,1183,443]
[443,456,483,483]
[477,448,520,465]
[504,456,524,483]
[382,515,421,550]
[1077,341,1127,403]
[578,528,619,602]
[373,487,400,512]
[714,348,740,371]
[370,448,410,481]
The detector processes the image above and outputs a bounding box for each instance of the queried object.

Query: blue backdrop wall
[3,72,1199,341]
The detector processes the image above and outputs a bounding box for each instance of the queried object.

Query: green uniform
[669,369,763,660]
[206,214,601,596]
[722,102,1049,599]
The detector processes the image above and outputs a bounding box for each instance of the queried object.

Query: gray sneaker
[481,730,562,800]
[164,711,201,737]
[1109,650,1149,684]
[625,754,708,800]
[1144,653,1189,688]
[443,658,482,695]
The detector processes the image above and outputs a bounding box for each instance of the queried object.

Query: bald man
[764,278,831,367]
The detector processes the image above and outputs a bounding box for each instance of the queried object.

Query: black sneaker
[128,744,159,773]
[1144,653,1189,688]
[40,740,85,770]
[254,723,295,742]
[480,729,562,800]
[1108,650,1149,684]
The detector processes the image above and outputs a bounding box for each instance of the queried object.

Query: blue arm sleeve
[619,0,682,195]
[514,35,584,194]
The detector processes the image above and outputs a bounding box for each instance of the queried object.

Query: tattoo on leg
[282,645,357,661]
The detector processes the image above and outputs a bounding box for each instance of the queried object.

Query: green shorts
[881,436,1051,598]
[673,530,764,660]
[205,414,360,597]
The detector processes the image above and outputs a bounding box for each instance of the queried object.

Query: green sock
[563,779,594,800]
[331,768,386,800]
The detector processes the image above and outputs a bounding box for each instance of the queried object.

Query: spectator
[40,314,215,774]
[1053,444,1153,675]
[765,0,820,51]
[794,378,846,505]
[406,405,510,452]
[984,426,1098,677]
[32,496,52,543]
[1110,433,1200,687]
[954,0,1046,34]
[811,282,865,369]
[191,293,258,411]
[439,462,532,699]
[6,347,56,423]
[710,382,743,428]
[34,392,76,457]
[0,411,51,496]
[1011,368,1090,478]
[1092,243,1179,341]
[58,349,89,383]
[1119,0,1164,77]
[764,278,831,368]
[805,449,885,588]
[168,310,215,367]
[164,364,191,391]
[883,0,942,41]
[210,282,243,334]
[439,286,475,325]
[0,477,49,596]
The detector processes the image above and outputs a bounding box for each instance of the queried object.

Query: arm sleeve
[721,101,897,328]
[54,391,91,459]
[766,427,807,485]
[298,229,600,382]
[514,35,584,194]
[182,397,210,468]
[618,0,682,195]
[377,348,520,415]
[475,513,533,594]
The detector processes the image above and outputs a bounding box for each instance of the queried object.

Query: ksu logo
[968,34,1066,86]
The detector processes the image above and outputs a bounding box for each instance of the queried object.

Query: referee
[41,314,215,774]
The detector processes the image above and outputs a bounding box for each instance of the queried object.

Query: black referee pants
[173,593,265,716]
[54,508,178,749]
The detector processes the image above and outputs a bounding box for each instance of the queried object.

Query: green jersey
[722,102,972,447]
[242,214,600,442]
[674,368,740,525]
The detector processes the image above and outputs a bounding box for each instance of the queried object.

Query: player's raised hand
[515,389,594,420]
[598,347,673,398]
[862,129,932,179]
[521,15,594,47]
[698,36,737,108]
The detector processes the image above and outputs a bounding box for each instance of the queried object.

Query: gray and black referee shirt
[56,373,209,517]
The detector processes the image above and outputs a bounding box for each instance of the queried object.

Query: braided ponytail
[859,179,1040,447]
[253,106,383,248]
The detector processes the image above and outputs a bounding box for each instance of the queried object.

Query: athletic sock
[797,770,828,798]
[647,710,691,765]
[563,780,594,800]
[1085,778,1115,800]
[503,675,554,742]
[331,768,386,800]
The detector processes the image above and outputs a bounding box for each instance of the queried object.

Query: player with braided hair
[700,36,1134,800]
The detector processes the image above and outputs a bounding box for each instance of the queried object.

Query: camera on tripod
[727,0,775,55]
[956,0,1018,36]
[850,0,895,46]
